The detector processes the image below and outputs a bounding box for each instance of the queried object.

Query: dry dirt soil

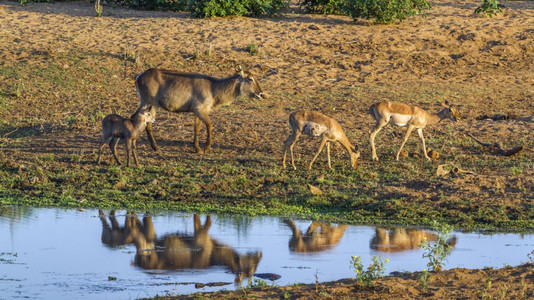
[1,0,534,298]
[179,264,534,299]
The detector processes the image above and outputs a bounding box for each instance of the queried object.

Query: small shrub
[247,0,289,17]
[350,255,388,287]
[509,166,523,176]
[130,0,188,11]
[418,269,430,291]
[299,0,342,14]
[245,43,259,55]
[343,0,432,24]
[188,0,249,17]
[475,0,502,18]
[95,0,103,17]
[188,0,288,18]
[477,279,493,300]
[420,221,455,272]
[20,0,52,6]
[245,277,268,288]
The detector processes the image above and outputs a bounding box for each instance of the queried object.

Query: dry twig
[465,132,523,156]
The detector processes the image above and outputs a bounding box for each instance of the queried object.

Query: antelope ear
[235,65,244,77]
[442,101,450,108]
[146,105,152,111]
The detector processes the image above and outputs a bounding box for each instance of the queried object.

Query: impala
[282,110,360,170]
[369,101,459,161]
[284,219,348,253]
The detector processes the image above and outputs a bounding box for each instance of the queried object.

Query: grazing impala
[369,101,459,161]
[282,110,360,170]
[135,67,264,153]
[370,227,457,253]
[284,219,348,253]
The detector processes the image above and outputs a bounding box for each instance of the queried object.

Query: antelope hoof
[203,146,212,153]
[194,146,203,154]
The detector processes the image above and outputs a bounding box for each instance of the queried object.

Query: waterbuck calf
[96,105,154,167]
[135,67,265,153]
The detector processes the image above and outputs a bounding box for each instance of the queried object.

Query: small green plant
[95,0,103,17]
[420,221,455,272]
[350,255,388,287]
[509,166,523,176]
[245,277,268,288]
[343,0,432,24]
[475,0,502,18]
[418,269,430,291]
[245,43,259,56]
[477,279,493,300]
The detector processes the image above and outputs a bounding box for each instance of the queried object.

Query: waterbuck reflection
[370,228,457,253]
[99,210,153,248]
[130,214,261,284]
[284,219,348,253]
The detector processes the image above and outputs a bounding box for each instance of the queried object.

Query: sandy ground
[1,0,534,298]
[177,263,534,299]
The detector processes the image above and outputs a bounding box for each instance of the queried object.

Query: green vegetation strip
[0,154,532,231]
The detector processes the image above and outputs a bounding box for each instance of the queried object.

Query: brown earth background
[0,0,534,299]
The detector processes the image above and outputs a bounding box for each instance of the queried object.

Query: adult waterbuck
[135,67,265,153]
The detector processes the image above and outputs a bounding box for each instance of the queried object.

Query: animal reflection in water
[98,212,262,284]
[99,210,153,248]
[284,219,348,253]
[370,228,457,253]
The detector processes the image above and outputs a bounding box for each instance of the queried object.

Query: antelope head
[442,101,459,122]
[236,66,265,99]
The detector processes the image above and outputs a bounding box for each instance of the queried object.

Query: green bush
[188,0,288,18]
[20,0,52,6]
[129,0,188,11]
[350,255,389,288]
[420,221,455,272]
[247,0,289,17]
[188,0,247,17]
[343,0,432,24]
[299,0,343,14]
[475,0,502,18]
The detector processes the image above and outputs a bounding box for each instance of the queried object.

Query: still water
[1,207,533,299]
